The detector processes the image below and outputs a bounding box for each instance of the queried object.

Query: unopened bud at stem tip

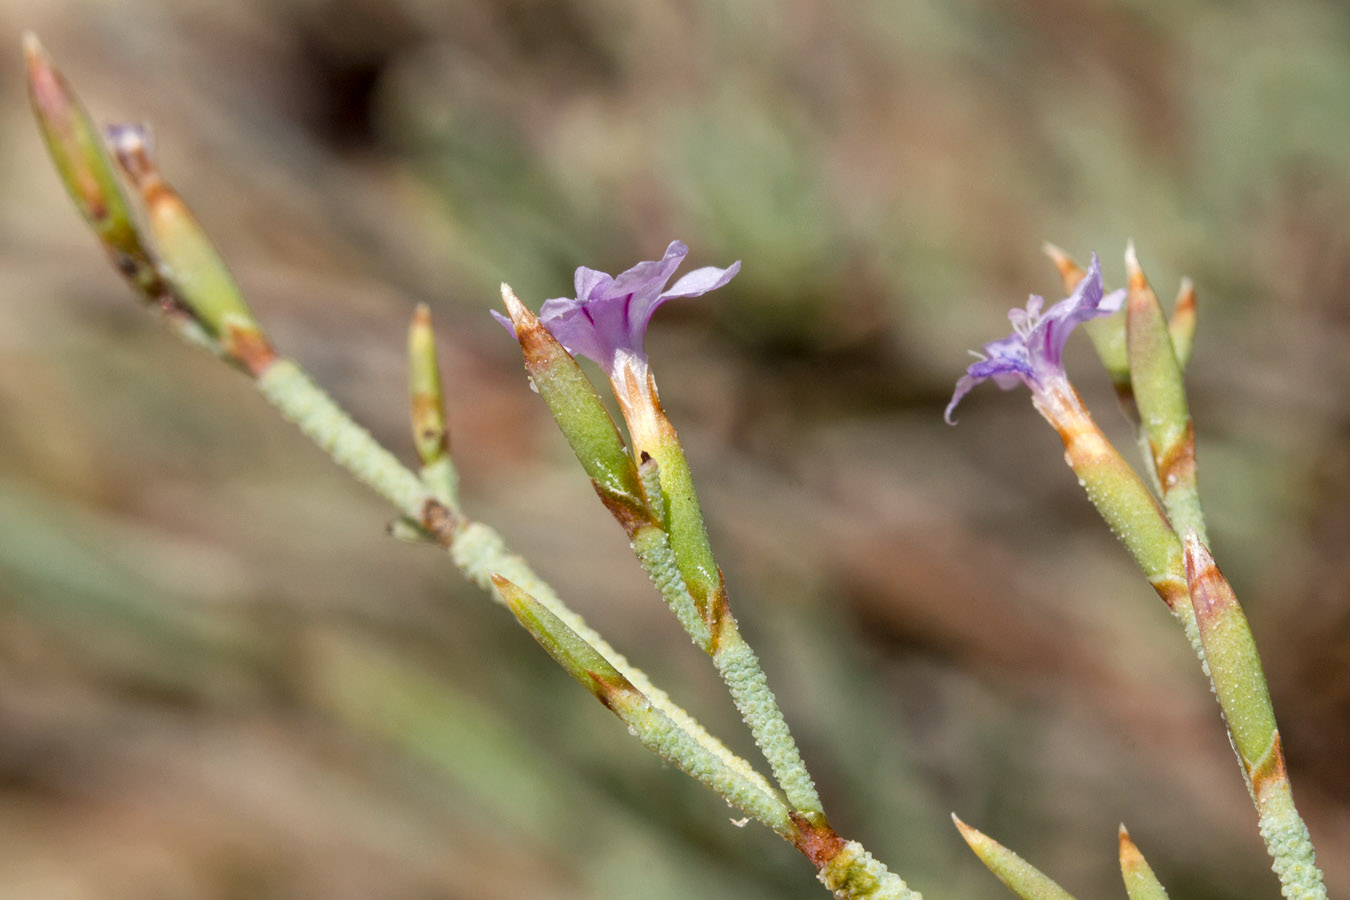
[105,123,157,187]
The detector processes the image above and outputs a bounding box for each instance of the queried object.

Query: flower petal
[608,240,689,304]
[490,308,517,338]
[539,296,610,364]
[574,266,613,300]
[944,373,981,424]
[946,250,1121,424]
[523,241,737,377]
[663,261,741,299]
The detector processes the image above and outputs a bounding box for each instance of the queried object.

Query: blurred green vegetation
[3,1,1348,898]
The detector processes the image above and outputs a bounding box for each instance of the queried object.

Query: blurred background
[2,1,1348,898]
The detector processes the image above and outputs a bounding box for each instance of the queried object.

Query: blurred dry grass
[2,1,1348,898]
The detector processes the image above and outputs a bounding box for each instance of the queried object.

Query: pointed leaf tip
[1118,824,1171,900]
[25,38,140,247]
[1117,824,1140,861]
[22,32,44,66]
[1169,278,1196,369]
[952,816,1080,900]
[500,282,529,320]
[1124,241,1149,292]
[1042,242,1086,292]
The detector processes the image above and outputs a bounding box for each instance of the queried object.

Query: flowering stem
[249,353,790,809]
[633,399,824,816]
[492,575,793,835]
[713,619,824,816]
[259,359,445,524]
[33,42,936,900]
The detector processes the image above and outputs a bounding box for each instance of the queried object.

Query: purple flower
[532,241,739,379]
[945,253,1124,424]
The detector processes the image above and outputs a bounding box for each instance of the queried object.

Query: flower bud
[106,124,275,374]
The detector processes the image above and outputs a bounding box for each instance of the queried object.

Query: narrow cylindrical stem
[714,622,824,815]
[257,359,436,523]
[817,841,923,900]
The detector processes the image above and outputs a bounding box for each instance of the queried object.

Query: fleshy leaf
[498,283,651,531]
[1118,825,1171,900]
[952,815,1080,900]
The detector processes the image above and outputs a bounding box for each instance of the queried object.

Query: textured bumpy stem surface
[447,520,782,802]
[242,350,795,830]
[609,370,825,816]
[255,352,792,819]
[631,524,712,648]
[258,359,435,522]
[713,623,823,816]
[493,576,793,834]
[817,842,922,900]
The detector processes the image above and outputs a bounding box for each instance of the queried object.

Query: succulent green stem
[446,519,782,801]
[713,622,824,816]
[631,523,712,649]
[817,842,923,900]
[1258,785,1328,900]
[493,576,793,835]
[629,405,823,815]
[258,359,437,523]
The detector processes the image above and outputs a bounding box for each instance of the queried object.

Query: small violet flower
[540,240,738,379]
[945,253,1124,425]
[496,241,738,447]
